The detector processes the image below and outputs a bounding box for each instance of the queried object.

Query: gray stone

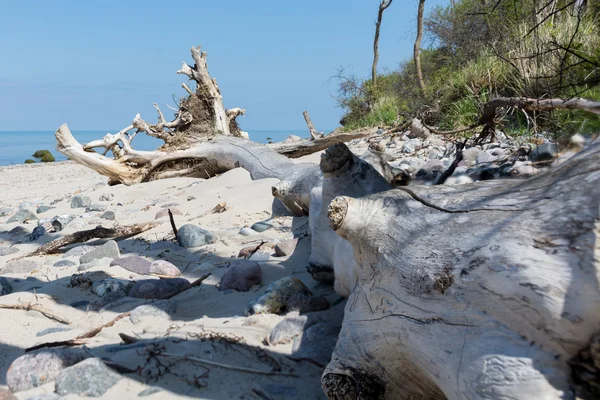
[0,277,12,295]
[149,260,181,277]
[19,202,35,210]
[36,206,54,214]
[410,118,430,139]
[130,300,177,324]
[7,209,38,223]
[6,348,89,392]
[177,224,217,248]
[55,358,121,397]
[62,245,92,258]
[66,218,87,230]
[53,259,76,268]
[89,290,126,311]
[100,211,115,220]
[70,195,92,209]
[51,214,76,232]
[0,247,19,256]
[245,276,312,316]
[85,204,106,212]
[2,259,39,275]
[462,147,480,162]
[129,278,189,299]
[36,326,72,337]
[419,159,445,172]
[28,226,45,241]
[268,313,308,345]
[251,221,273,233]
[292,322,341,364]
[530,142,558,163]
[475,150,499,165]
[110,257,151,274]
[8,226,29,236]
[160,202,180,208]
[99,193,114,202]
[155,207,182,219]
[92,278,127,297]
[79,240,120,264]
[219,260,262,292]
[138,387,163,397]
[78,257,114,271]
[287,295,329,313]
[239,227,258,236]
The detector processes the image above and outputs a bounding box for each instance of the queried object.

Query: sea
[0,129,312,166]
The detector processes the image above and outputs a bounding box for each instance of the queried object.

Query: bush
[32,150,52,159]
[40,153,55,162]
[24,159,36,164]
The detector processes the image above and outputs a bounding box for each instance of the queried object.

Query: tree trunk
[372,0,393,87]
[322,139,600,399]
[414,0,427,95]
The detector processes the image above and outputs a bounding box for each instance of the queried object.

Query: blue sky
[0,0,447,131]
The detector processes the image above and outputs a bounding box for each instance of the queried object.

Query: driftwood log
[321,138,600,399]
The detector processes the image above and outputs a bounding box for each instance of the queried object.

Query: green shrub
[40,152,55,162]
[32,150,52,159]
[24,159,36,164]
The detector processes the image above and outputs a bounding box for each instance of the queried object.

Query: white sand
[0,156,346,399]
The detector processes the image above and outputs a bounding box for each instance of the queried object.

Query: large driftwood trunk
[322,139,600,399]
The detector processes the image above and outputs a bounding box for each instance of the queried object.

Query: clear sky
[0,0,447,131]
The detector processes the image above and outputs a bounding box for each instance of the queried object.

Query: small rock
[287,295,329,313]
[219,260,262,292]
[51,214,76,232]
[62,245,92,258]
[99,211,115,220]
[251,221,273,233]
[245,276,312,315]
[36,205,55,214]
[177,224,217,248]
[7,209,38,223]
[28,226,45,241]
[0,277,12,295]
[79,240,120,264]
[85,204,106,212]
[0,247,19,256]
[6,348,89,392]
[8,226,29,236]
[99,193,114,202]
[529,142,557,163]
[274,239,298,257]
[110,256,151,275]
[155,207,182,219]
[410,118,430,139]
[462,147,480,162]
[160,202,180,208]
[249,250,270,262]
[89,290,126,311]
[475,150,499,165]
[78,257,114,271]
[91,278,126,297]
[70,195,92,209]
[19,202,35,210]
[68,274,93,288]
[570,133,586,150]
[268,313,308,345]
[149,260,181,277]
[129,278,189,299]
[138,387,163,397]
[292,322,340,364]
[283,135,302,143]
[36,326,72,337]
[2,259,39,275]
[239,227,257,236]
[55,358,121,397]
[130,300,177,324]
[187,196,196,201]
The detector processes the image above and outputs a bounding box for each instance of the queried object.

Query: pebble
[138,387,163,397]
[70,195,92,209]
[6,348,89,392]
[100,211,115,220]
[292,322,341,364]
[78,257,114,271]
[110,256,151,274]
[155,207,182,219]
[7,209,38,223]
[99,193,114,201]
[160,202,180,208]
[89,290,126,311]
[8,226,29,236]
[251,221,273,233]
[36,326,73,337]
[177,224,217,248]
[245,276,312,315]
[130,300,177,324]
[85,204,106,212]
[267,313,308,345]
[274,239,298,257]
[239,227,258,236]
[91,278,127,297]
[2,259,39,275]
[128,278,189,299]
[19,202,35,210]
[55,358,121,397]
[0,277,13,295]
[219,260,262,292]
[28,226,45,241]
[249,250,271,262]
[149,260,181,277]
[79,240,120,264]
[62,245,92,258]
[51,214,76,231]
[530,142,557,163]
[36,205,54,214]
[0,247,19,256]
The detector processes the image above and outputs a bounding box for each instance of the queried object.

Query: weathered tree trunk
[414,0,427,95]
[371,0,393,87]
[322,139,600,399]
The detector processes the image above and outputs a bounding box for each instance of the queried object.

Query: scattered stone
[245,276,312,315]
[19,202,35,210]
[251,221,273,233]
[51,214,76,232]
[160,202,180,208]
[0,247,19,256]
[6,348,89,392]
[62,245,92,258]
[292,322,341,364]
[79,240,120,264]
[138,387,163,397]
[8,226,29,236]
[2,259,39,275]
[99,193,114,201]
[287,295,329,313]
[128,278,189,299]
[130,300,177,324]
[274,239,298,257]
[530,142,558,163]
[70,195,92,209]
[149,260,181,277]
[110,256,151,274]
[36,205,54,214]
[155,207,182,219]
[570,133,586,149]
[36,326,72,337]
[91,278,127,297]
[78,257,114,271]
[239,227,257,236]
[268,313,308,345]
[66,218,87,230]
[89,290,126,311]
[177,224,217,248]
[7,209,38,223]
[55,358,121,397]
[410,118,430,139]
[68,274,93,288]
[187,196,196,201]
[249,251,270,262]
[475,150,500,165]
[0,277,12,295]
[462,147,480,162]
[85,204,106,212]
[28,226,45,241]
[99,211,115,220]
[219,260,262,292]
